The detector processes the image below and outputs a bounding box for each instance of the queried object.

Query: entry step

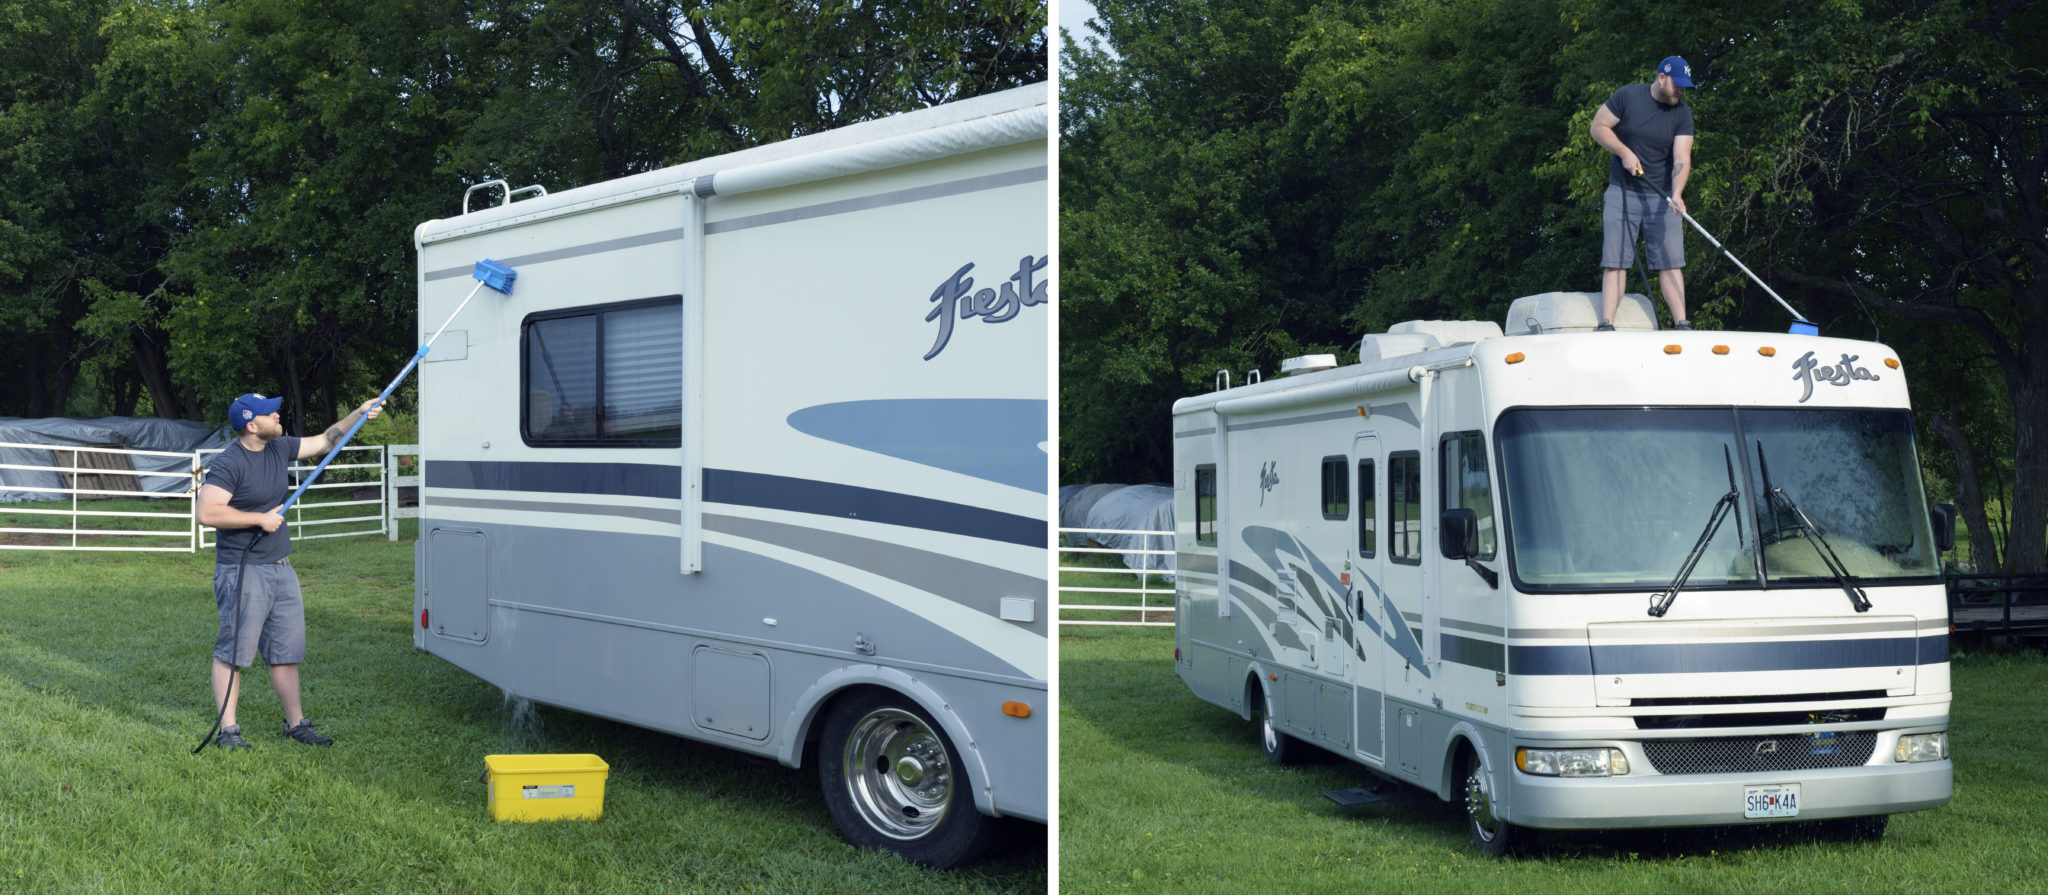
[1323,785,1424,809]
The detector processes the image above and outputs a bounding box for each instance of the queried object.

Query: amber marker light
[1886,358,1901,369]
[1713,345,1730,355]
[1505,352,1526,364]
[1759,347,1777,357]
[1002,701,1032,719]
[1664,345,1682,355]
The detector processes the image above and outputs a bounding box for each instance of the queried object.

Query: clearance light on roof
[1886,358,1901,369]
[1664,345,1682,355]
[1759,347,1777,357]
[1505,352,1526,364]
[1713,345,1730,355]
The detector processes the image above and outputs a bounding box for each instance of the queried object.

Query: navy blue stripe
[1511,644,1594,676]
[1442,633,1506,673]
[704,469,1046,549]
[426,460,1045,548]
[1918,633,1948,663]
[427,460,678,499]
[1511,635,1948,677]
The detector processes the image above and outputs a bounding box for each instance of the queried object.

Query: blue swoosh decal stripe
[425,460,1044,548]
[787,399,1048,493]
[705,470,1045,548]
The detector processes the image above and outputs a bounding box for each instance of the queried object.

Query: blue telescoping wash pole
[276,259,517,515]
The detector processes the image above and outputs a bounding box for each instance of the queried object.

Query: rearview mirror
[1440,507,1478,560]
[1932,503,1956,553]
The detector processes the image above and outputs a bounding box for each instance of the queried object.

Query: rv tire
[1462,748,1518,857]
[1252,678,1303,765]
[817,690,1003,868]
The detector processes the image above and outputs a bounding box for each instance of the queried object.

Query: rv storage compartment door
[692,647,772,740]
[426,527,489,643]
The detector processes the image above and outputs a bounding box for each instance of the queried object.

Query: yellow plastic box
[484,754,609,822]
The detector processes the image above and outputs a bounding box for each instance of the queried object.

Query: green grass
[0,537,1045,894]
[1058,626,2048,894]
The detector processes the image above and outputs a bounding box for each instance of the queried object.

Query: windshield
[1498,407,1938,592]
[1746,408,1937,584]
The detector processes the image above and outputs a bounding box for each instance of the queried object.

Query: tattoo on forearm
[325,424,345,443]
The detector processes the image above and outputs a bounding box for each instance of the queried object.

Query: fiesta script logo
[923,255,1049,361]
[1791,350,1880,403]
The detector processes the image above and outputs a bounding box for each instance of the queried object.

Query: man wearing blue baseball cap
[1590,55,1696,331]
[196,392,381,750]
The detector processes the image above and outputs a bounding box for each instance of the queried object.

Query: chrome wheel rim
[841,707,953,840]
[1464,763,1501,843]
[1261,689,1280,753]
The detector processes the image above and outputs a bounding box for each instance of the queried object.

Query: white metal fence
[1,441,408,552]
[1058,527,1175,627]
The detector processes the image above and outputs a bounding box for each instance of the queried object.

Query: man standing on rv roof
[1590,55,1696,331]
[196,392,381,750]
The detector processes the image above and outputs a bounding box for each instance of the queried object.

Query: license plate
[1744,783,1801,819]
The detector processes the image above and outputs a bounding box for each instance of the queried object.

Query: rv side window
[1390,451,1421,564]
[522,296,683,447]
[1441,431,1497,559]
[1357,459,1376,557]
[1320,456,1348,520]
[1195,465,1218,546]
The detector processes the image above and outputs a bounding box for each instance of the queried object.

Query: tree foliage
[1060,0,2044,568]
[1,0,1045,432]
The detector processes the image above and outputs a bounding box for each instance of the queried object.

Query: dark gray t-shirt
[205,436,301,564]
[1604,83,1695,194]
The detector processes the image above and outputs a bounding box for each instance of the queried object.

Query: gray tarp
[1058,483,1123,546]
[0,417,231,503]
[1084,484,1175,574]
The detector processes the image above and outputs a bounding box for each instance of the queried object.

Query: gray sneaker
[281,719,334,747]
[1673,321,1694,330]
[215,725,251,751]
[1595,322,1615,332]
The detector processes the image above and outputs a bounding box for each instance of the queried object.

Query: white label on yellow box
[523,784,576,799]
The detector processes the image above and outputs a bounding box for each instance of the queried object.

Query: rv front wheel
[1463,750,1518,857]
[1253,679,1303,765]
[818,691,1003,868]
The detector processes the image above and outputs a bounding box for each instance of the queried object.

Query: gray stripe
[1441,617,1506,638]
[704,514,1048,636]
[1176,426,1216,439]
[1509,627,1591,640]
[425,228,690,281]
[703,166,1047,235]
[1586,618,1922,641]
[432,494,682,525]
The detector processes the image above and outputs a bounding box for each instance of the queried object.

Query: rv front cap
[227,393,283,431]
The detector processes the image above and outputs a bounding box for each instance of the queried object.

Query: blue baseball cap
[1659,56,1695,88]
[228,393,283,431]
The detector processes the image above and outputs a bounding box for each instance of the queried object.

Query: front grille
[1643,732,1877,775]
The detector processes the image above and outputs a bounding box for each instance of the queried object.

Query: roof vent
[1357,333,1439,364]
[1280,354,1338,376]
[1387,319,1504,346]
[1504,292,1658,335]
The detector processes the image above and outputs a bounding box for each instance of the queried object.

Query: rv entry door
[1349,433,1387,763]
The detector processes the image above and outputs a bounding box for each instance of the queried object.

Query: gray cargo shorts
[213,558,305,667]
[1602,184,1686,271]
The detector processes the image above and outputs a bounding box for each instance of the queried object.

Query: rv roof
[419,82,1048,244]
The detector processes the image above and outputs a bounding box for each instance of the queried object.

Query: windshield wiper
[1649,445,1746,618]
[1757,443,1874,613]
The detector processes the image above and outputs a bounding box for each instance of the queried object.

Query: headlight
[1516,747,1629,777]
[1896,732,1948,763]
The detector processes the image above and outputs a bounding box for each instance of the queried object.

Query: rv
[410,84,1049,867]
[1171,292,1954,854]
